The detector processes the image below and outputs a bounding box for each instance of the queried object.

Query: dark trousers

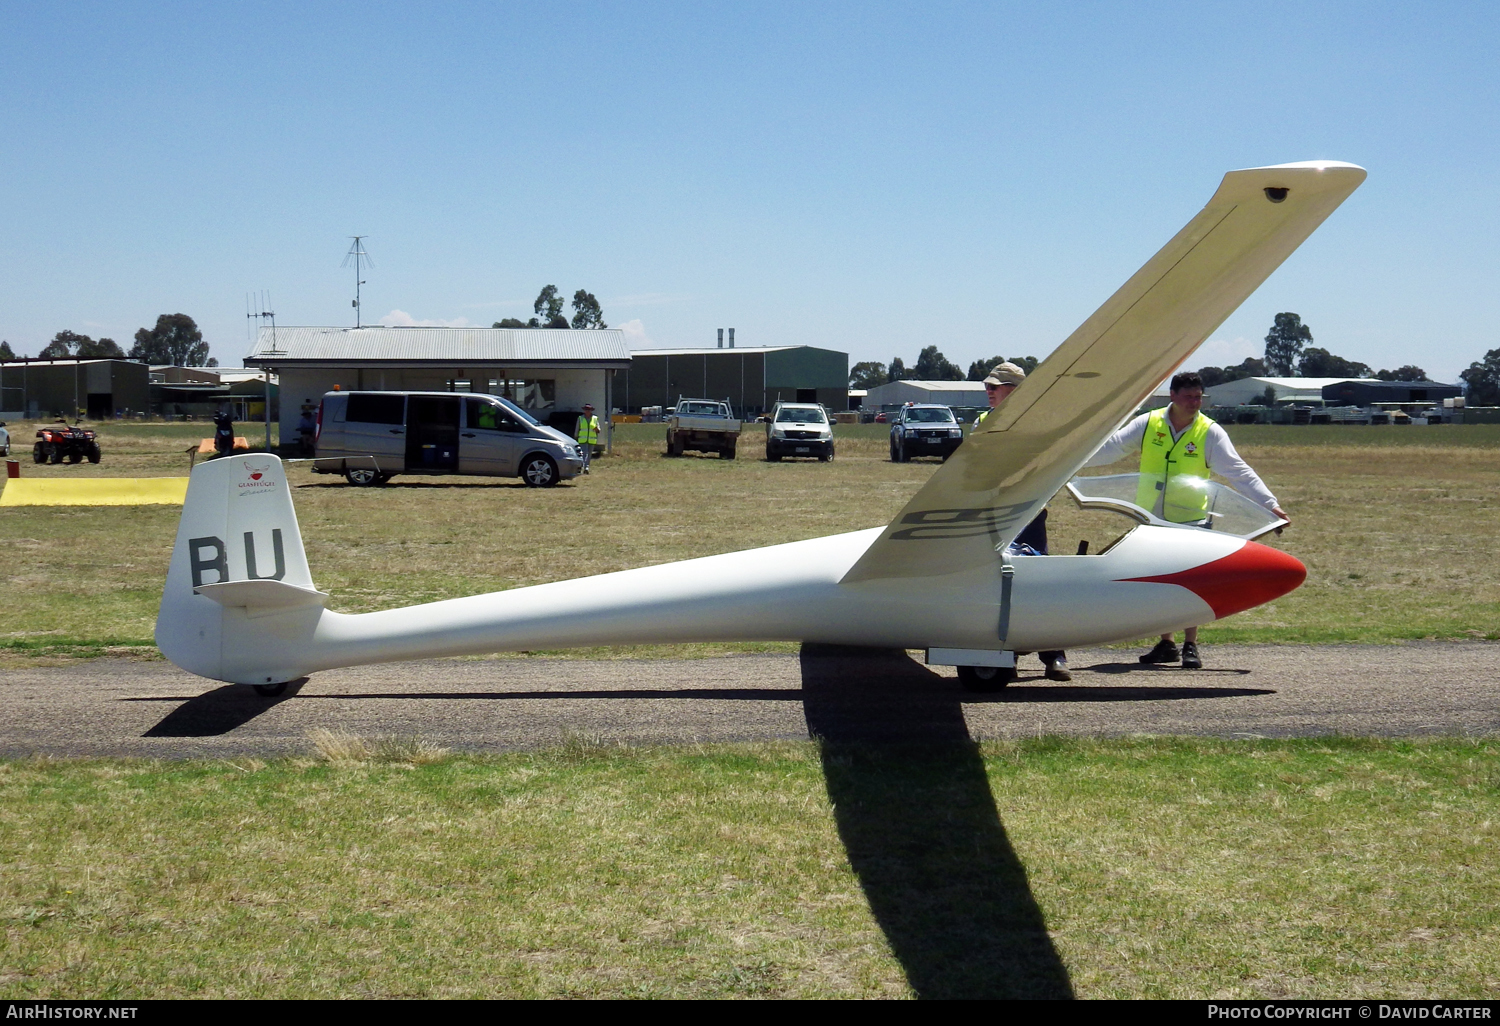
[1015,510,1065,667]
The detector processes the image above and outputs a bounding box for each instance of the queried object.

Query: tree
[129,313,209,366]
[849,361,887,389]
[532,285,568,328]
[570,290,606,329]
[1376,365,1428,382]
[1263,312,1312,376]
[887,357,908,382]
[77,337,125,359]
[493,318,529,328]
[39,329,93,359]
[1460,349,1500,407]
[1247,385,1279,406]
[1200,356,1267,386]
[1297,347,1372,379]
[0,341,13,361]
[912,345,964,380]
[966,355,1040,380]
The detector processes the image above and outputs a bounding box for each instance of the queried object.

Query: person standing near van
[575,404,600,474]
[1084,371,1287,669]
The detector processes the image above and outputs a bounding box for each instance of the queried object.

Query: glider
[156,161,1365,693]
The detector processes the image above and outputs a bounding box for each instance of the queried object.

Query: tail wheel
[521,454,559,487]
[253,682,288,697]
[957,664,1015,692]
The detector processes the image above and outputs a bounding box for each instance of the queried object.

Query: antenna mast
[342,236,372,328]
[247,291,279,450]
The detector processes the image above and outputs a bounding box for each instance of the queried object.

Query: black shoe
[1139,639,1180,664]
[1181,642,1202,669]
[1042,652,1071,682]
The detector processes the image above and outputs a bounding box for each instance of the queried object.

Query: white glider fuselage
[157,455,1303,686]
[158,160,1362,687]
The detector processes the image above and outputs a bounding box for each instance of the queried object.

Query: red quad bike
[33,423,101,465]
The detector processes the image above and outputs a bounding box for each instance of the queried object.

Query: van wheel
[345,466,384,486]
[521,454,559,487]
[957,664,1015,692]
[765,448,780,462]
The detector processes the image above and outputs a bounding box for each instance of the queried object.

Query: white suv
[765,403,834,462]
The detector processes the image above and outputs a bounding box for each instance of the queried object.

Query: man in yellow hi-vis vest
[575,403,601,474]
[1085,372,1288,669]
[973,361,1071,681]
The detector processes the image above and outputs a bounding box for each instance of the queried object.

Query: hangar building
[244,326,630,447]
[0,359,150,420]
[617,345,847,417]
[1320,379,1462,405]
[863,379,988,410]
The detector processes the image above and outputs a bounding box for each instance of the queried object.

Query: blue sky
[1,1,1494,382]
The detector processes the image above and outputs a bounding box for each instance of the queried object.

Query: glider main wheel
[345,466,384,486]
[521,454,559,487]
[253,682,288,697]
[957,664,1015,692]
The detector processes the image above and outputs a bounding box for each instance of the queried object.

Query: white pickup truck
[666,399,740,459]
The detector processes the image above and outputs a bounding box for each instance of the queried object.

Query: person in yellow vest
[575,403,601,474]
[1084,371,1288,669]
[973,362,1070,681]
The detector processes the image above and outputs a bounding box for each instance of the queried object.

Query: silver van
[312,391,587,487]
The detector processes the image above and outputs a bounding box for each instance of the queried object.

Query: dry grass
[1,737,1497,998]
[1,420,1498,660]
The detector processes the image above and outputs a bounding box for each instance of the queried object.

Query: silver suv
[765,403,834,461]
[313,391,586,487]
[889,404,964,461]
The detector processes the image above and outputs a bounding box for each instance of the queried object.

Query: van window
[346,393,406,425]
[466,397,525,432]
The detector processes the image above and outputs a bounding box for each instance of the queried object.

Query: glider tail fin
[155,454,326,685]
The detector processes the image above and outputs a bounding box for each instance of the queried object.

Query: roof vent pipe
[717,328,724,349]
[728,328,735,349]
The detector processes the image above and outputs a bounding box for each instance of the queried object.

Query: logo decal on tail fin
[888,501,1036,540]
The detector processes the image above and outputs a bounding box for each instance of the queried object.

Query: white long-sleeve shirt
[1084,412,1280,511]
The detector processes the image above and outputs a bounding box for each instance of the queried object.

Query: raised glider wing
[156,161,1365,692]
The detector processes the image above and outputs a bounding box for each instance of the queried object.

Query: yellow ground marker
[197,436,250,454]
[0,477,190,507]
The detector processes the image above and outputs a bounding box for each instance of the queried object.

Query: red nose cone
[1121,541,1306,620]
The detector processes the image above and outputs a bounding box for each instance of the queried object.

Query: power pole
[342,236,372,328]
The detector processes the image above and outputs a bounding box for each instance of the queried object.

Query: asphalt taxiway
[1,642,1495,759]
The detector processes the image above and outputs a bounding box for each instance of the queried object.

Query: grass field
[2,419,1499,662]
[1,736,1496,999]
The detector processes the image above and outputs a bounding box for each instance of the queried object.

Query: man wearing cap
[575,404,601,474]
[973,362,1070,682]
[1083,371,1288,669]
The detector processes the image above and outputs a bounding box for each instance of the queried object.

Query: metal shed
[1320,379,1462,405]
[617,345,848,417]
[244,326,631,447]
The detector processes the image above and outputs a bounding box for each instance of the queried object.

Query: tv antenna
[342,236,373,327]
[246,291,280,449]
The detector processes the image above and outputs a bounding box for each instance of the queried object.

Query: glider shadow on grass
[799,644,1074,1000]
